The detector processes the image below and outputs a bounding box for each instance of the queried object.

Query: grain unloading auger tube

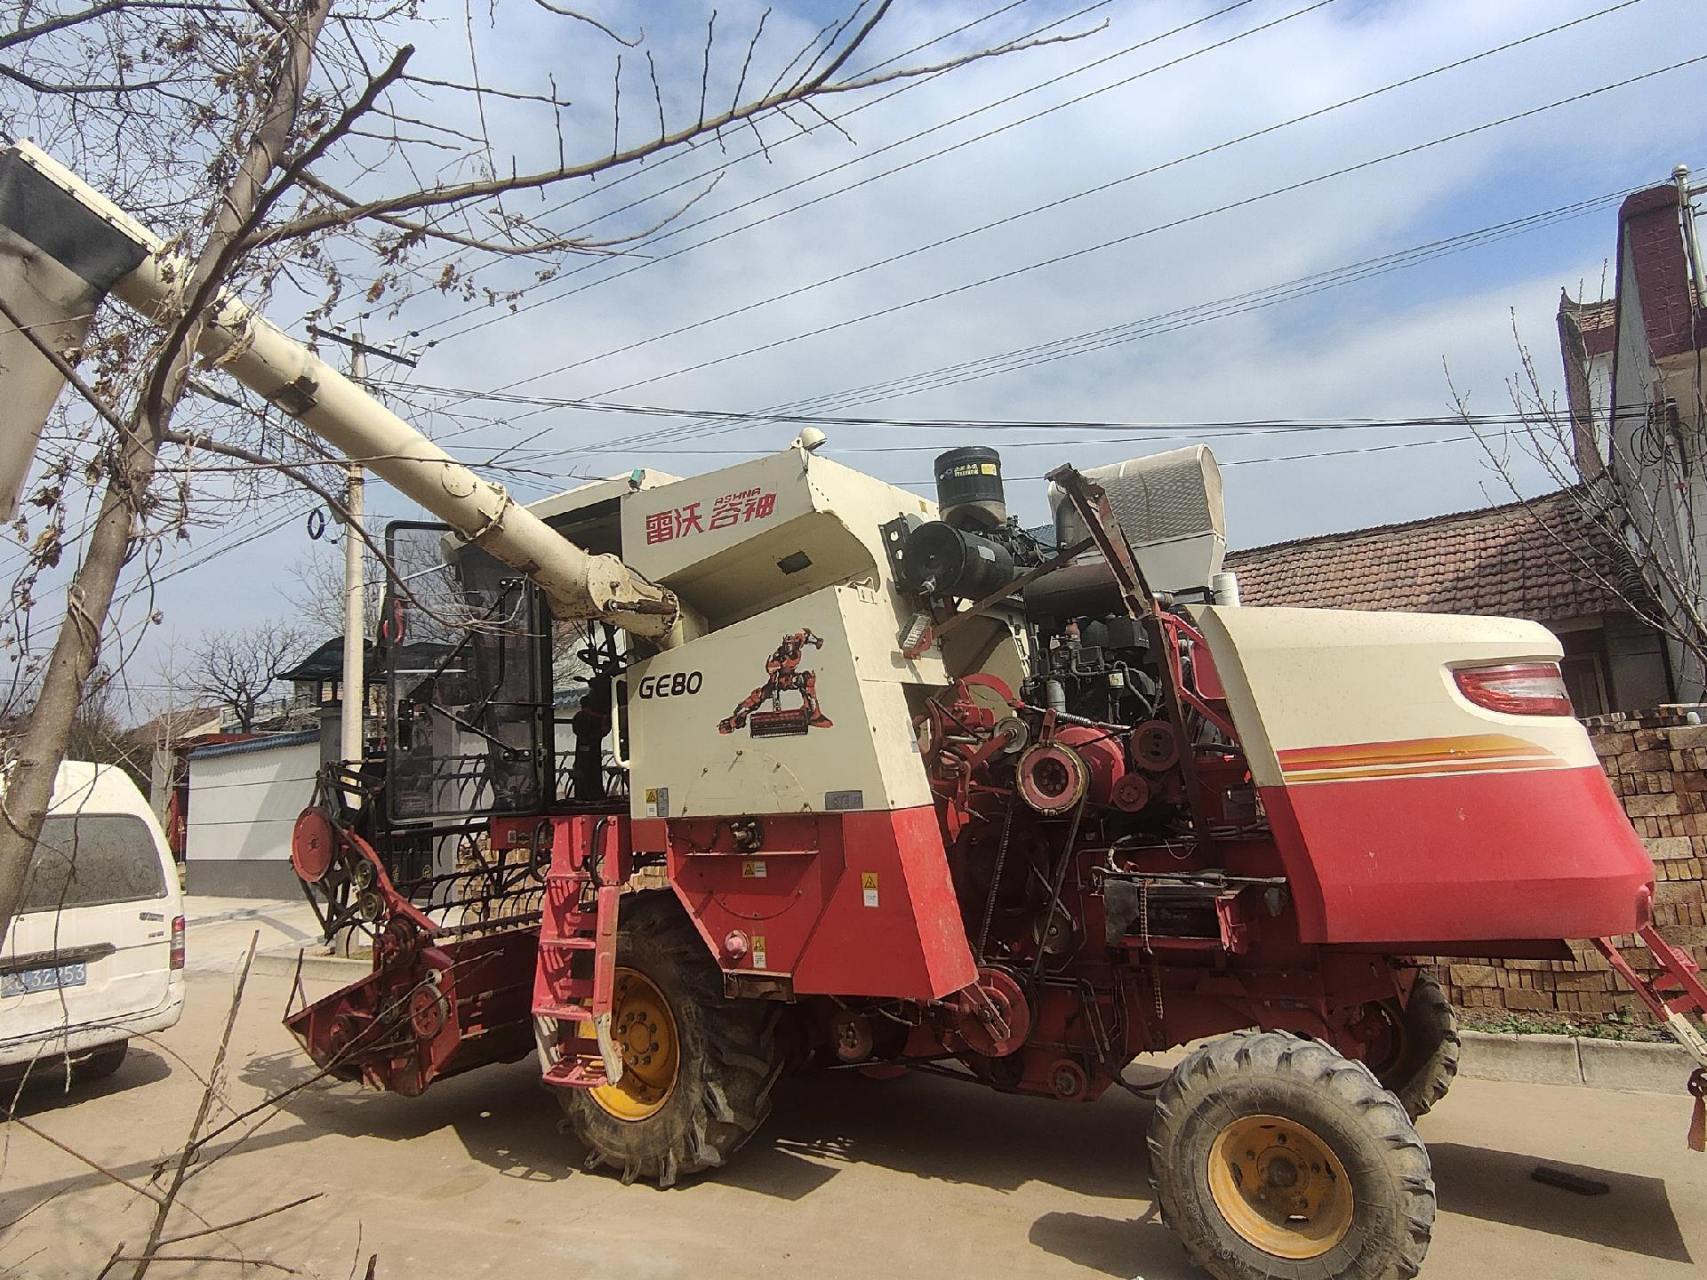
[0,141,678,642]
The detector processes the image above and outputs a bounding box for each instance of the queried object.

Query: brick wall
[1426,706,1707,1022]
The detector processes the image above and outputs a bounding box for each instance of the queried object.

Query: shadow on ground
[2,1044,172,1118]
[19,1035,1696,1278]
[231,1052,1191,1275]
[235,1051,1166,1202]
[762,1068,1161,1200]
[1029,1204,1199,1280]
[1431,1142,1692,1264]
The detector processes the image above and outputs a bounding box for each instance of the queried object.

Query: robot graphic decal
[719,629,835,737]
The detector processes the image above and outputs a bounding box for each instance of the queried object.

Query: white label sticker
[861,872,879,908]
[752,935,767,968]
[742,859,767,879]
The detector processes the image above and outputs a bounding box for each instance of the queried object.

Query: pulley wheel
[1132,720,1180,772]
[956,967,1032,1058]
[1016,742,1090,815]
[290,808,338,885]
[409,984,449,1040]
[1111,772,1152,813]
[375,918,418,968]
[993,717,1030,755]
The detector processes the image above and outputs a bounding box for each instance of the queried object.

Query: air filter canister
[933,446,1007,529]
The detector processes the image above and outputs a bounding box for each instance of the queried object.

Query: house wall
[185,733,320,897]
[1608,199,1707,701]
[1424,706,1707,1021]
[1605,613,1673,710]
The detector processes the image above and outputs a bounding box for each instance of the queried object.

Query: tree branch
[243,4,1086,248]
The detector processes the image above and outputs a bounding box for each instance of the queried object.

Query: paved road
[2,965,1702,1279]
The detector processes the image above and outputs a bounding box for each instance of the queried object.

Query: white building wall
[185,734,320,896]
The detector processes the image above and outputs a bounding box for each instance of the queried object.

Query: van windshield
[21,815,168,914]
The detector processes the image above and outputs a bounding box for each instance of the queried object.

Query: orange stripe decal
[1277,734,1563,783]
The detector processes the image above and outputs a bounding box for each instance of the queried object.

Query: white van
[0,761,185,1081]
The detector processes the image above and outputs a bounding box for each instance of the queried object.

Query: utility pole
[307,325,417,789]
[343,335,366,776]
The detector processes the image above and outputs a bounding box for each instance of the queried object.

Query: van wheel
[75,1043,128,1081]
[1149,1031,1435,1280]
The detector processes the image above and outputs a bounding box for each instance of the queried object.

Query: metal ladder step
[538,935,598,950]
[542,1053,608,1089]
[533,882,622,1091]
[535,1003,596,1023]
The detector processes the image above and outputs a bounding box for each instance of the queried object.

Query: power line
[385,385,1651,437]
[351,0,1112,328]
[6,179,1635,618]
[427,182,1642,463]
[574,51,1707,402]
[413,0,1295,344]
[21,56,1680,619]
[419,0,1649,389]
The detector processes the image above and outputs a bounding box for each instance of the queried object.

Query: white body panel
[619,449,1011,821]
[623,448,935,630]
[0,762,185,1069]
[627,584,941,819]
[1192,605,1594,788]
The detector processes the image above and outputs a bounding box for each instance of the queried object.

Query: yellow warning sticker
[861,871,879,909]
[751,934,767,968]
[742,859,767,879]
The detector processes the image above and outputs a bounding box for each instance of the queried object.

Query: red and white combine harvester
[6,140,1704,1280]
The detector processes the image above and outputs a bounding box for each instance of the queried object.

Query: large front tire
[1149,1031,1435,1280]
[557,892,782,1187]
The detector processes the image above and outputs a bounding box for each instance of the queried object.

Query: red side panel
[668,806,976,1001]
[1264,765,1654,943]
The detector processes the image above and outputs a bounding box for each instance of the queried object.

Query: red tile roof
[1224,489,1640,622]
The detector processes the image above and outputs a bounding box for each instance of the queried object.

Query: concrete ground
[0,938,1702,1279]
[179,896,326,972]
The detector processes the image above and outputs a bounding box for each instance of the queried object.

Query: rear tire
[1364,973,1460,1121]
[1149,1031,1435,1280]
[73,1042,128,1082]
[557,892,782,1187]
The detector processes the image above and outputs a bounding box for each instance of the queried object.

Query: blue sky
[24,0,1707,711]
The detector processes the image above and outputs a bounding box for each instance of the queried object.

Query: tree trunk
[0,0,333,949]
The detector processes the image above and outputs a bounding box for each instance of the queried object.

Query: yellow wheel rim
[589,969,679,1122]
[1207,1114,1355,1260]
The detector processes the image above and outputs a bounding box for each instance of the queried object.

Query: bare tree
[284,542,384,637]
[185,622,310,732]
[0,1,1096,946]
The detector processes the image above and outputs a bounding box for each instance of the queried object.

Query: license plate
[1,962,87,998]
